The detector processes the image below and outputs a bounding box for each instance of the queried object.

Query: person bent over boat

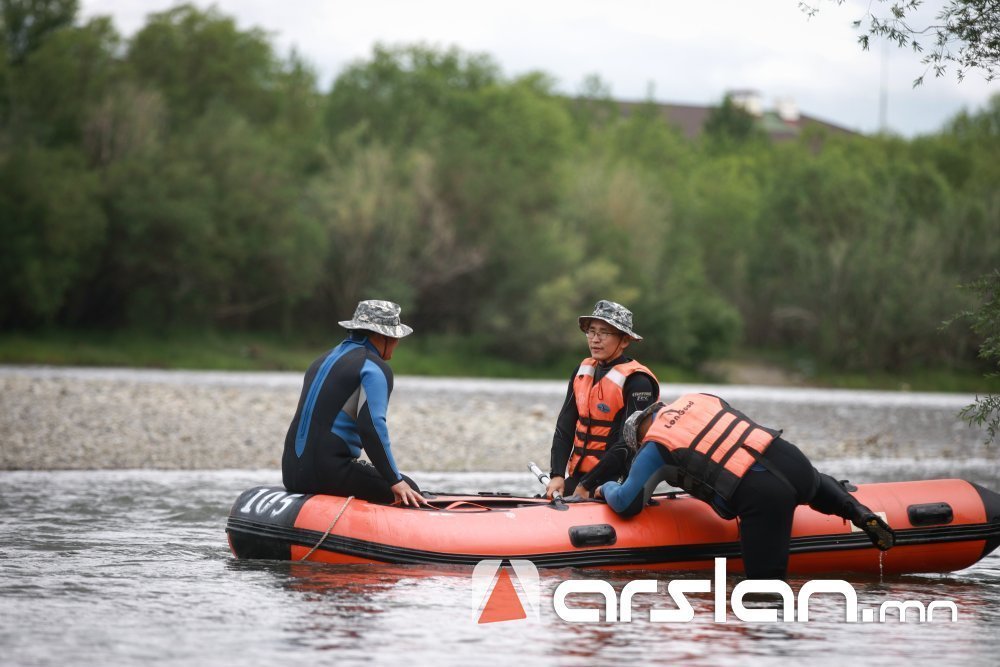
[598,393,895,579]
[282,300,427,507]
[547,300,660,500]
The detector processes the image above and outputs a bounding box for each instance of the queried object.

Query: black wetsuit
[549,356,659,494]
[603,437,872,579]
[282,334,419,503]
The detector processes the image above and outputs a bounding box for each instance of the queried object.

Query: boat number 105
[239,489,303,517]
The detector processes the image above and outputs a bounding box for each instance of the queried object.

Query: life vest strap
[575,431,610,443]
[578,416,615,427]
[687,408,732,453]
[730,443,798,498]
[570,451,601,474]
[689,413,745,479]
[706,424,757,488]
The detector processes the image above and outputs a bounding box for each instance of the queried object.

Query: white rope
[298,495,354,562]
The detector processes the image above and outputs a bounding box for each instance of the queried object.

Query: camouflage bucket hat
[578,300,643,340]
[624,402,664,452]
[338,300,413,338]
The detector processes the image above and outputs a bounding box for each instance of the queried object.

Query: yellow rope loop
[298,495,354,562]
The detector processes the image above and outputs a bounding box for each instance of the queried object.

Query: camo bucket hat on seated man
[578,300,643,340]
[338,300,413,338]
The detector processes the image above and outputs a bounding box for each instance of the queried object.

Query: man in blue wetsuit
[282,300,427,506]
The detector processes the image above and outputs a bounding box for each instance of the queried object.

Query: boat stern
[972,482,1000,559]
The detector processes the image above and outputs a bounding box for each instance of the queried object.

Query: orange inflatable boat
[226,479,1000,575]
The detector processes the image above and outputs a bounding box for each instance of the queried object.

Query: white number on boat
[239,489,303,517]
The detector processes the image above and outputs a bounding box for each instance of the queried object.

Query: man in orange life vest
[598,393,896,580]
[546,300,660,499]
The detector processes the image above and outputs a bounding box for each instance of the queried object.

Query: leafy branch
[953,270,1000,444]
[800,1,1000,85]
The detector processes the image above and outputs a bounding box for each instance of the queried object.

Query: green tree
[608,95,694,175]
[554,152,740,368]
[0,145,105,325]
[702,94,767,152]
[675,152,764,309]
[127,4,295,128]
[82,82,165,169]
[1,0,996,382]
[301,140,431,324]
[0,14,8,121]
[1,0,77,64]
[326,43,501,148]
[641,233,743,368]
[5,16,121,146]
[567,73,621,139]
[95,109,323,329]
[957,270,1000,443]
[324,45,576,347]
[744,134,966,371]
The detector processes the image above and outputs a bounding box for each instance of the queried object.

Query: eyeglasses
[584,328,620,341]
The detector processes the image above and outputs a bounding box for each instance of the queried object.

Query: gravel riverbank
[0,365,993,472]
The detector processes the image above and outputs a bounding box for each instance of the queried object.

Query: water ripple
[2,469,999,667]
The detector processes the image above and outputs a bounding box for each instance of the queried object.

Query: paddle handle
[528,461,549,485]
[528,461,563,502]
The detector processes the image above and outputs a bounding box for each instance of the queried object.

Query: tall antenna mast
[879,39,889,133]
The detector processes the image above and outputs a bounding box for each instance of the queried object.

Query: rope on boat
[299,495,354,562]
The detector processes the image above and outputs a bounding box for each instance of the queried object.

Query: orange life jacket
[568,358,658,476]
[643,393,781,501]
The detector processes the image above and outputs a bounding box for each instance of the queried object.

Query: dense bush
[1,1,997,373]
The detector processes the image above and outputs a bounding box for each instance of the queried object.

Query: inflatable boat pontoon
[226,479,1000,575]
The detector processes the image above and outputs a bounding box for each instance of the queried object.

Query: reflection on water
[2,468,999,667]
[229,555,1000,667]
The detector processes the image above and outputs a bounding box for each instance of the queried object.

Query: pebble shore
[0,366,993,472]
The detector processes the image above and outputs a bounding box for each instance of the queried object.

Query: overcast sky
[79,0,997,137]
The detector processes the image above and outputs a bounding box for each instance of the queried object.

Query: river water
[2,371,1000,666]
[2,465,999,667]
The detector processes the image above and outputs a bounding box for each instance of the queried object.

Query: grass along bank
[0,329,995,392]
[0,329,648,379]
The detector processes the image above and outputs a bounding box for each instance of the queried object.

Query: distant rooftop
[615,92,857,141]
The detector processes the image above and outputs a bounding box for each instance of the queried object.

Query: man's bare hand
[545,476,565,499]
[391,480,430,507]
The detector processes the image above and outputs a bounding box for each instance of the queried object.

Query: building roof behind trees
[615,95,858,141]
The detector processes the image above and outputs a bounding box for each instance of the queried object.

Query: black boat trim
[971,482,1000,559]
[225,515,1000,569]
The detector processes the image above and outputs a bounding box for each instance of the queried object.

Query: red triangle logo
[477,567,527,624]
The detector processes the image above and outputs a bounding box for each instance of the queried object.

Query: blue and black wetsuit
[282,333,419,503]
